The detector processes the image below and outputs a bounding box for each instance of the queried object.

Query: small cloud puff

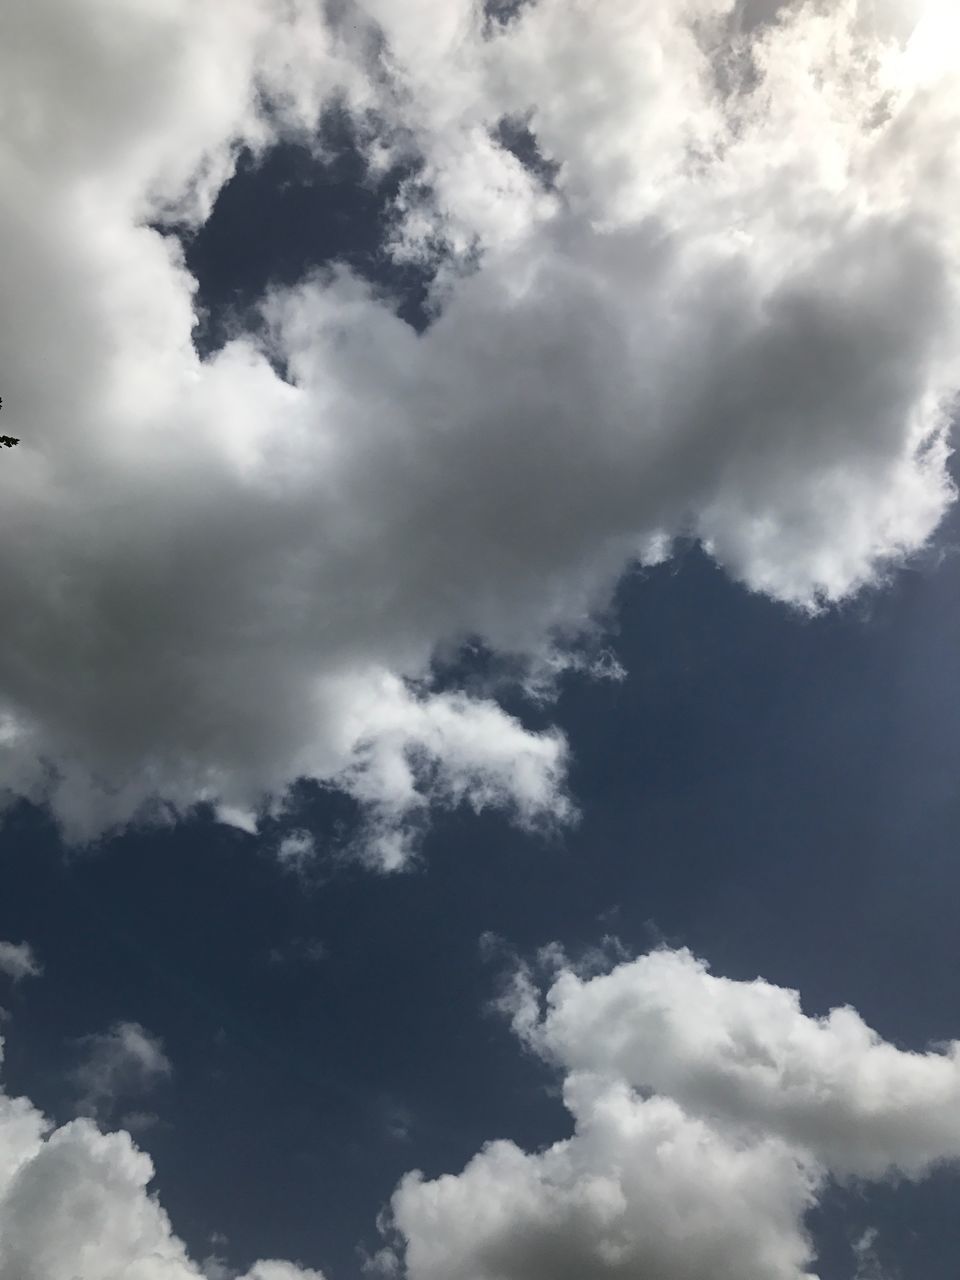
[0,942,42,984]
[72,1021,172,1124]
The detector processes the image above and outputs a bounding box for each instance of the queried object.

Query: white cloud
[240,1265,327,1280]
[381,945,960,1280]
[389,1084,820,1280]
[1,0,959,859]
[0,1117,199,1280]
[0,942,42,984]
[72,1022,172,1124]
[0,951,955,1280]
[504,946,960,1179]
[0,1036,326,1280]
[378,947,960,1280]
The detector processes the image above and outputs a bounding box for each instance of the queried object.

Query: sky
[2,1,960,1278]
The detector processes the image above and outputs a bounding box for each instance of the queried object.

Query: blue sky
[3,3,960,1279]
[5,539,960,1277]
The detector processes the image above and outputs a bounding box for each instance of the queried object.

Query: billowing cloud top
[1,0,959,862]
[505,946,960,1178]
[0,1033,325,1280]
[384,945,960,1280]
[2,947,953,1279]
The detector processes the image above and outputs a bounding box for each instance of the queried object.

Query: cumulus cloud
[1,0,959,859]
[239,1266,326,1280]
[0,951,956,1279]
[505,946,960,1178]
[0,942,41,984]
[381,946,960,1280]
[0,1036,325,1280]
[389,1083,820,1280]
[72,1021,172,1124]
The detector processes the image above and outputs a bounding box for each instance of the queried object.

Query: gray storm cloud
[0,0,958,860]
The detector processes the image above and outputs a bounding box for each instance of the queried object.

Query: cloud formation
[0,1036,323,1280]
[0,949,955,1279]
[0,942,41,985]
[71,1021,172,1125]
[1,0,959,859]
[505,946,960,1179]
[382,945,960,1280]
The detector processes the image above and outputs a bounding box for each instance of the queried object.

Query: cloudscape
[1,1,960,1277]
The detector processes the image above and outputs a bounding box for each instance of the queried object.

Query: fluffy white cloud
[0,942,41,984]
[0,1119,200,1280]
[389,1087,821,1280]
[0,1036,325,1280]
[72,1022,172,1124]
[1,0,959,858]
[240,1265,327,1280]
[507,946,960,1178]
[0,951,955,1280]
[382,946,960,1280]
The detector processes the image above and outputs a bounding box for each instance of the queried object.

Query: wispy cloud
[72,1021,172,1124]
[0,941,42,984]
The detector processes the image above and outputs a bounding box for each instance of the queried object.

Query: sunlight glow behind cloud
[1,0,959,861]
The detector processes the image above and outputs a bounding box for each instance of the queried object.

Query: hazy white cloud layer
[2,0,960,858]
[382,946,960,1280]
[2,950,955,1280]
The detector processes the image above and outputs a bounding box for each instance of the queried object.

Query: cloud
[852,1228,891,1280]
[72,1021,172,1124]
[0,1036,325,1280]
[1,0,959,859]
[241,1265,327,1280]
[504,946,960,1179]
[276,830,317,876]
[381,945,960,1280]
[0,942,42,984]
[389,1083,820,1280]
[0,950,955,1280]
[266,936,327,967]
[0,1118,199,1280]
[119,1109,163,1135]
[380,1098,415,1144]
